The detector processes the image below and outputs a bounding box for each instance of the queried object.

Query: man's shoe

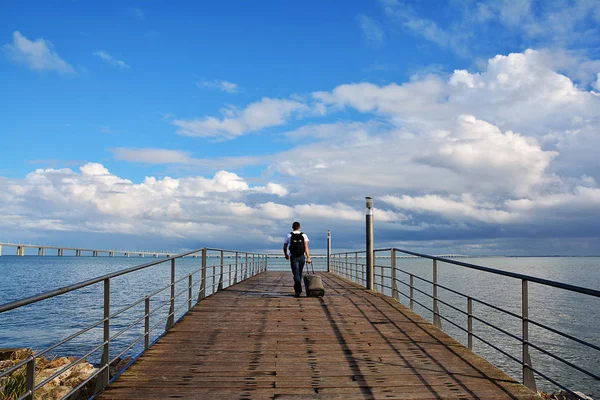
[294,292,301,298]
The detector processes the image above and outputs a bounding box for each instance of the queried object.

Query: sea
[0,255,598,397]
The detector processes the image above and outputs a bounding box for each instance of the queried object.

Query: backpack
[289,232,305,257]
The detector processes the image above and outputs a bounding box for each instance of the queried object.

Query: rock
[0,347,32,361]
[45,357,71,370]
[109,357,132,378]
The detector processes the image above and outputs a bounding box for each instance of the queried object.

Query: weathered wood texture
[98,272,537,399]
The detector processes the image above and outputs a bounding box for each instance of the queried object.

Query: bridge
[0,242,178,258]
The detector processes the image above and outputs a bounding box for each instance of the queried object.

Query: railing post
[218,250,224,292]
[188,274,193,311]
[166,259,175,330]
[410,274,414,310]
[391,249,398,301]
[212,254,216,294]
[327,230,331,272]
[198,248,207,301]
[96,278,110,392]
[365,196,374,291]
[522,279,537,391]
[467,297,473,350]
[144,296,150,350]
[245,253,248,280]
[345,253,348,279]
[433,260,442,328]
[234,252,239,284]
[253,254,256,276]
[265,254,268,272]
[25,356,34,400]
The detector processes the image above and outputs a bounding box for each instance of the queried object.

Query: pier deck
[98,272,537,399]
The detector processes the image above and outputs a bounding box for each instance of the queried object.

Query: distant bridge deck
[98,272,536,400]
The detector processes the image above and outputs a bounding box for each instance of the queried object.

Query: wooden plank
[98,272,538,400]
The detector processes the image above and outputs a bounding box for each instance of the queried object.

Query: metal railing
[0,247,267,400]
[330,248,599,399]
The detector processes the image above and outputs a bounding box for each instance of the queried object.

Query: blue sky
[1,1,600,255]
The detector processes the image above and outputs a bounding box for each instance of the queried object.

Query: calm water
[0,255,598,396]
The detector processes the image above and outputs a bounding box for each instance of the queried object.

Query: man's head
[292,221,301,231]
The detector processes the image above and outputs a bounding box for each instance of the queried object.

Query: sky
[1,0,600,255]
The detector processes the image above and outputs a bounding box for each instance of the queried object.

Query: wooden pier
[98,272,536,399]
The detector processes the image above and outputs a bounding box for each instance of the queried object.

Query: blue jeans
[290,255,306,294]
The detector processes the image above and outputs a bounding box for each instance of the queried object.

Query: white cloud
[197,80,239,93]
[382,194,516,224]
[3,31,75,74]
[173,97,309,139]
[379,1,600,56]
[356,14,385,45]
[93,51,129,69]
[111,148,194,164]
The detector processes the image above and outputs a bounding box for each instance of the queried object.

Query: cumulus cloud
[93,51,129,69]
[173,97,310,139]
[197,80,239,93]
[3,48,600,253]
[3,31,75,74]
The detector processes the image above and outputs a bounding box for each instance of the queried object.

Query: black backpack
[289,232,305,257]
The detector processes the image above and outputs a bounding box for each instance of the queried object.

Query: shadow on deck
[97,272,538,399]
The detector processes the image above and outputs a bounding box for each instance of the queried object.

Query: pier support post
[0,244,2,256]
[326,231,331,273]
[41,248,44,256]
[365,197,374,291]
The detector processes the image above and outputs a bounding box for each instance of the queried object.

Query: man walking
[283,221,311,297]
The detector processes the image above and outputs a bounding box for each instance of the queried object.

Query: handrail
[330,247,598,399]
[392,248,600,297]
[0,246,269,400]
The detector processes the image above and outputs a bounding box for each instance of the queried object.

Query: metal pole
[345,253,348,279]
[166,259,175,330]
[467,297,473,350]
[327,230,331,273]
[355,253,359,284]
[188,274,193,311]
[198,248,207,301]
[101,278,110,389]
[366,196,374,291]
[228,256,232,287]
[245,253,248,280]
[234,252,238,284]
[144,296,150,350]
[391,249,398,301]
[433,260,442,328]
[218,250,224,291]
[410,274,414,310]
[25,356,34,400]
[522,280,537,391]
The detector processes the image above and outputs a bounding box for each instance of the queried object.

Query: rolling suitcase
[303,261,325,297]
